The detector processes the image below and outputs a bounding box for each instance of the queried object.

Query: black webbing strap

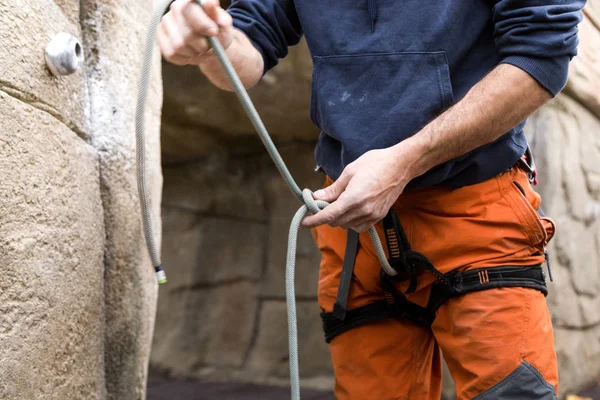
[321,301,390,343]
[332,230,360,320]
[381,271,436,326]
[321,265,547,343]
[427,265,548,312]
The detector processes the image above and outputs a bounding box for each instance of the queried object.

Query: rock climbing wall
[152,3,600,398]
[0,0,162,399]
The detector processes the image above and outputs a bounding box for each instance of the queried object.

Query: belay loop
[136,1,397,398]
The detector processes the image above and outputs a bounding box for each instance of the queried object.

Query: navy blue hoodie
[228,0,584,187]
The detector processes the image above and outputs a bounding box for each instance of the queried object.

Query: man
[157,0,584,398]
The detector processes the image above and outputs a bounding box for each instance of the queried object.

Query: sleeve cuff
[501,55,571,97]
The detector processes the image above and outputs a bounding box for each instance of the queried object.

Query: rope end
[155,266,167,284]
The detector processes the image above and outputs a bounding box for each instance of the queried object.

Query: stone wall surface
[0,0,162,399]
[160,42,317,164]
[153,145,330,388]
[151,3,600,399]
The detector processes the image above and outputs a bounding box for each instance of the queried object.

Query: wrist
[391,131,434,181]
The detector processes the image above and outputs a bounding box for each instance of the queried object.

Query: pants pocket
[507,175,549,252]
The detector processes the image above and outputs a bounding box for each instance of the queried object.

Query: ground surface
[578,383,600,399]
[148,375,600,400]
[147,375,333,400]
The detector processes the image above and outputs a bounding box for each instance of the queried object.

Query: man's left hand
[301,145,416,233]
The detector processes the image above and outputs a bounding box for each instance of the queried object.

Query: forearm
[199,29,264,91]
[398,64,552,180]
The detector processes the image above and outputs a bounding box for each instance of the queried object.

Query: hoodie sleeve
[492,0,585,96]
[228,0,303,74]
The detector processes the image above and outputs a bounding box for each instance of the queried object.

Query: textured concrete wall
[153,144,330,388]
[0,0,162,399]
[152,4,600,398]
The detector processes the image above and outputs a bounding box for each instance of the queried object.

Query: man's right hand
[158,0,234,66]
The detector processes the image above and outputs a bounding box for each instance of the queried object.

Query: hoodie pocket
[310,51,454,164]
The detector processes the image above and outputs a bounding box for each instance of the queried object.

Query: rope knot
[302,188,326,214]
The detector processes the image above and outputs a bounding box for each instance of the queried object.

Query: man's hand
[301,146,417,233]
[157,0,264,90]
[158,0,233,66]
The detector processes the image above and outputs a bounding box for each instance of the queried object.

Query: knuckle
[324,212,336,225]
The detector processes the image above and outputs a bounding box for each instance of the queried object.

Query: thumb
[313,172,351,202]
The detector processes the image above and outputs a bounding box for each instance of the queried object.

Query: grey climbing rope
[136,0,168,284]
[136,0,398,397]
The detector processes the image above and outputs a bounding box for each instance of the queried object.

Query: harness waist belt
[321,264,547,343]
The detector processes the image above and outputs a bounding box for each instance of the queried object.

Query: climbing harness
[320,208,550,343]
[136,1,396,398]
[321,151,553,342]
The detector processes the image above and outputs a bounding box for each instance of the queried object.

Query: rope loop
[301,188,326,214]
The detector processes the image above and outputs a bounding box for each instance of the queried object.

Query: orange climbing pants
[312,166,558,399]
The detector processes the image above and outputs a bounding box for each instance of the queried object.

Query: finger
[181,0,219,37]
[301,209,335,229]
[201,0,221,27]
[158,21,194,65]
[313,171,352,202]
[215,7,233,29]
[162,13,197,58]
[301,195,352,228]
[174,6,211,55]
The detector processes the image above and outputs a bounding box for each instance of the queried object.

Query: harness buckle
[518,146,538,185]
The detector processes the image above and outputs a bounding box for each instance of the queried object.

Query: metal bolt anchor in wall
[45,32,84,76]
